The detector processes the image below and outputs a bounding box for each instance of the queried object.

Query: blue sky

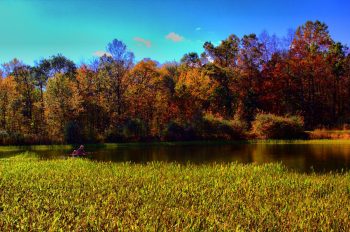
[0,0,349,65]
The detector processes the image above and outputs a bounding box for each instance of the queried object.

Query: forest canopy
[1,20,349,144]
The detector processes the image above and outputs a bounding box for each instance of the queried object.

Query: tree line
[1,20,349,144]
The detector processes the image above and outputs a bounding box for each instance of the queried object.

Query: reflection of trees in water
[307,144,350,160]
[71,144,350,172]
[251,144,350,172]
[251,144,307,171]
[4,143,350,173]
[304,144,350,172]
[94,144,255,164]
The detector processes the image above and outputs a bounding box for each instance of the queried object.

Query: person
[72,145,86,156]
[76,145,86,156]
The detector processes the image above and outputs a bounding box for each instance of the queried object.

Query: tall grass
[249,139,350,144]
[308,129,350,139]
[1,155,350,230]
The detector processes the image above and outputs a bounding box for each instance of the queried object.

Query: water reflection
[2,143,350,173]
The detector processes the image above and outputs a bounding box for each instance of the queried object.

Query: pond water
[2,142,350,173]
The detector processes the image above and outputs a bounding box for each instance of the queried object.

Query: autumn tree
[259,30,281,63]
[47,54,76,78]
[180,52,201,68]
[1,58,23,77]
[45,73,82,142]
[74,66,110,142]
[259,52,294,114]
[124,59,170,138]
[203,34,240,69]
[175,66,214,122]
[326,42,348,123]
[236,34,264,122]
[201,35,241,118]
[96,39,135,131]
[11,64,40,134]
[1,21,350,144]
[0,76,20,133]
[289,20,333,127]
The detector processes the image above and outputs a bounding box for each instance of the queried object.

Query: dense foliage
[1,20,350,144]
[1,154,350,230]
[252,113,305,139]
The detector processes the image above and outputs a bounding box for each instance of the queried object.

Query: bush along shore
[0,113,308,145]
[1,154,350,230]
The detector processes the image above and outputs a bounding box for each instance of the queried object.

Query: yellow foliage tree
[45,73,83,142]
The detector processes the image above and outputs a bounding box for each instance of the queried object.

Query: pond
[2,141,350,173]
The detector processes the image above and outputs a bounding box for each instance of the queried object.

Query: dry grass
[308,129,350,139]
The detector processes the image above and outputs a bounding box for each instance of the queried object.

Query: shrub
[122,119,148,141]
[0,130,9,145]
[0,131,25,145]
[194,114,246,140]
[162,121,196,141]
[252,113,305,139]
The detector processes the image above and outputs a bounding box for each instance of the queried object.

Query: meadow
[1,153,350,231]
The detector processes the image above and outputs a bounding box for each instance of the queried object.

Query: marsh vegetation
[1,154,350,230]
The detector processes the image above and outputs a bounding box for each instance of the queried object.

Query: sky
[0,0,350,65]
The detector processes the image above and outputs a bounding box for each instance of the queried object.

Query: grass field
[1,153,350,231]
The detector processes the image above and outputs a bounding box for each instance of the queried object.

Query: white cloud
[165,32,184,42]
[93,50,112,57]
[195,27,201,31]
[134,37,151,47]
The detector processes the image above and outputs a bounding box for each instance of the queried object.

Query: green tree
[45,73,82,142]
